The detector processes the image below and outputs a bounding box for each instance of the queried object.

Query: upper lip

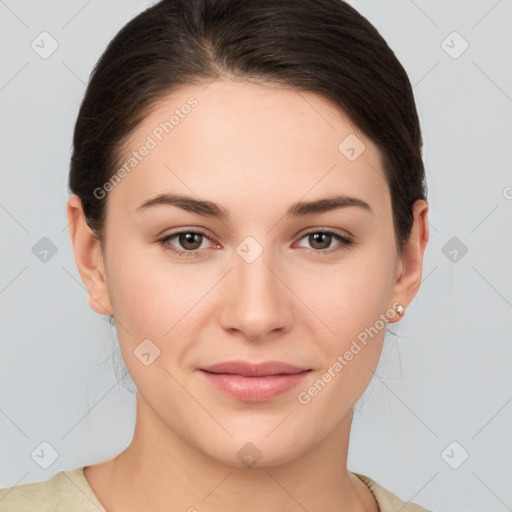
[200,360,310,377]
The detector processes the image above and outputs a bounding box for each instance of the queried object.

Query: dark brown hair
[69,0,426,250]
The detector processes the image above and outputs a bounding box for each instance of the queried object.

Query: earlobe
[389,199,429,323]
[66,194,114,316]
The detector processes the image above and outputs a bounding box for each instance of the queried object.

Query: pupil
[311,233,331,249]
[181,233,201,250]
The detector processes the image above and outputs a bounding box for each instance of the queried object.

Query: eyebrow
[136,193,372,218]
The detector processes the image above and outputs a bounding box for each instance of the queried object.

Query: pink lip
[199,360,311,402]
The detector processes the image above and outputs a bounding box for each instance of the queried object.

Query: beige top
[0,466,432,511]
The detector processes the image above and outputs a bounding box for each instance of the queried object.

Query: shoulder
[353,472,434,512]
[0,466,106,512]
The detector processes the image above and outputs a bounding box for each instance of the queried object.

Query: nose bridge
[220,236,289,338]
[237,249,276,301]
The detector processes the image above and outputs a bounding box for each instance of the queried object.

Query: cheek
[107,257,163,333]
[293,259,393,418]
[105,239,216,351]
[298,248,396,340]
[291,241,396,403]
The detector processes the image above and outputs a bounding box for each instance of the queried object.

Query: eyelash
[157,228,353,258]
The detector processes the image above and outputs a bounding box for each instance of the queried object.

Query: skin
[67,79,429,512]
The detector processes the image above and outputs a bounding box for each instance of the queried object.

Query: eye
[158,229,217,257]
[295,229,353,254]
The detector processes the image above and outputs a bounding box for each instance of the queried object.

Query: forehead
[107,79,390,221]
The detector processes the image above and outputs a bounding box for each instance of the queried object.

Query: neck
[85,393,377,512]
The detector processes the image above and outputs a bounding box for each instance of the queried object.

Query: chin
[197,431,307,470]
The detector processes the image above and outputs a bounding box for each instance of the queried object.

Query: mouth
[198,360,311,402]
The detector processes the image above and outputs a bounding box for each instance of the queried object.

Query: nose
[217,245,292,342]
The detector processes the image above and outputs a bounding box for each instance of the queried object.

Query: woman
[0,0,431,510]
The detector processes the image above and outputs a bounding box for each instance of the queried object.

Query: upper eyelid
[161,227,218,244]
[299,227,352,239]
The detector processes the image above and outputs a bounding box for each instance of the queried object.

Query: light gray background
[1,1,511,511]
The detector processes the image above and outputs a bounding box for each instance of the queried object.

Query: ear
[66,194,113,316]
[388,199,429,323]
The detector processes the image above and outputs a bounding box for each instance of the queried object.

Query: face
[77,79,419,467]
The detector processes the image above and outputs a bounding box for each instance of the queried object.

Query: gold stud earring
[395,304,405,316]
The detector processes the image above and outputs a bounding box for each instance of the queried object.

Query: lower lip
[199,370,310,402]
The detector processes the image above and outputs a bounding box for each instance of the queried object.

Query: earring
[395,303,405,316]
